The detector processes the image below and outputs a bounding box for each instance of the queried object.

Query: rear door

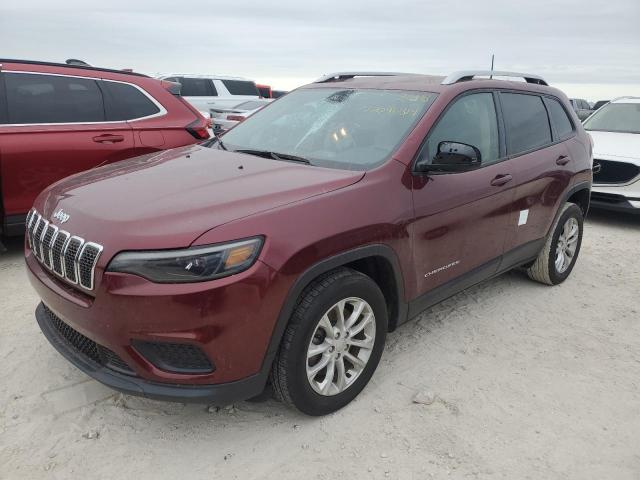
[499,91,575,260]
[0,71,134,218]
[100,79,168,152]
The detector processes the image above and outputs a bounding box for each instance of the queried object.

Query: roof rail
[314,71,417,83]
[442,70,548,86]
[0,58,149,78]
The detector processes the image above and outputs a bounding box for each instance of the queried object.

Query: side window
[0,74,7,124]
[179,77,217,97]
[423,92,500,165]
[5,72,105,124]
[500,93,552,156]
[545,97,574,140]
[222,80,260,96]
[101,81,161,121]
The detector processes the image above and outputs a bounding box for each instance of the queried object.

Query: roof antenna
[490,54,495,79]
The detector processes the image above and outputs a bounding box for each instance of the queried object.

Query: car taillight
[186,119,210,140]
[226,115,245,122]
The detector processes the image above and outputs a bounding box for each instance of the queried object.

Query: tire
[270,267,388,416]
[527,202,584,285]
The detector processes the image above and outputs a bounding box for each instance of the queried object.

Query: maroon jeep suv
[25,70,592,415]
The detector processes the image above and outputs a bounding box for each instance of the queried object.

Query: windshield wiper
[234,149,312,165]
[214,136,227,150]
[202,135,227,150]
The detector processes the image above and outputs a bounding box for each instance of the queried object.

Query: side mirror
[416,141,482,173]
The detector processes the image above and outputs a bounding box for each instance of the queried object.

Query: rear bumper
[36,302,267,403]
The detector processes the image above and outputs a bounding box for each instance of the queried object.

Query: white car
[157,74,260,112]
[584,97,640,214]
[210,99,272,134]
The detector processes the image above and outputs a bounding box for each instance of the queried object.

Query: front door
[410,91,515,301]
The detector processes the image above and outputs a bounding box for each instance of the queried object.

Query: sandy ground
[0,210,639,480]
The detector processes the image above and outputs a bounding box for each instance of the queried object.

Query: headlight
[107,237,263,283]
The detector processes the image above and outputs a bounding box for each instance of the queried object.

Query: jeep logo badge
[53,209,70,224]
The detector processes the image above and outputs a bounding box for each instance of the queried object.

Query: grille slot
[51,231,70,276]
[27,209,103,291]
[63,237,83,284]
[33,217,47,261]
[43,305,135,376]
[41,224,58,269]
[78,243,103,290]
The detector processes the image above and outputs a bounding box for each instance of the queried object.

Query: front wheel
[527,202,584,285]
[270,268,388,416]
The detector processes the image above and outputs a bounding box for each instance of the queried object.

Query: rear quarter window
[222,80,259,96]
[4,72,105,124]
[501,93,552,156]
[545,98,574,140]
[101,81,161,121]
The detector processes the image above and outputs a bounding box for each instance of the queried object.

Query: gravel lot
[1,210,639,480]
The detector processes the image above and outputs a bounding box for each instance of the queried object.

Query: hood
[588,130,640,163]
[38,145,364,252]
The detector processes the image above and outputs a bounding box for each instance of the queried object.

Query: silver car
[211,99,272,134]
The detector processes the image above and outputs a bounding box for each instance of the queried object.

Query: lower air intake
[132,340,214,374]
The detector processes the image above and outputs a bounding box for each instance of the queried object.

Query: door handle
[556,155,570,166]
[490,174,513,186]
[93,134,125,144]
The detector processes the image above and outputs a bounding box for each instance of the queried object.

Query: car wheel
[270,267,388,416]
[527,202,584,285]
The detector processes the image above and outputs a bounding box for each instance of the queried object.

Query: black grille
[41,225,57,268]
[133,340,214,374]
[79,244,101,289]
[98,346,134,375]
[51,231,69,276]
[43,305,135,376]
[64,237,83,283]
[593,159,640,185]
[33,219,47,260]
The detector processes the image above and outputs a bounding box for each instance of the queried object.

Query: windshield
[216,88,436,170]
[584,102,640,134]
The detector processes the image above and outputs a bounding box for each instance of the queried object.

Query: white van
[157,74,261,112]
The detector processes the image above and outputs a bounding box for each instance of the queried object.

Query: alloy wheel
[555,217,579,274]
[306,297,376,396]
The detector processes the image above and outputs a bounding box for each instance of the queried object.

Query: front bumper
[36,303,265,403]
[591,181,640,214]
[26,248,290,402]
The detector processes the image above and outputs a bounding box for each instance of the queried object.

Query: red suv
[0,59,209,237]
[25,70,592,415]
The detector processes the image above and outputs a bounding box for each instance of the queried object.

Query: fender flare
[258,244,408,378]
[546,181,591,237]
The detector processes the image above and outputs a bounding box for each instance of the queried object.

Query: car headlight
[107,237,263,283]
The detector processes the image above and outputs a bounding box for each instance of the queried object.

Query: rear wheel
[271,268,387,416]
[527,202,584,285]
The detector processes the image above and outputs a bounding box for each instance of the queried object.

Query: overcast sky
[2,0,639,99]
